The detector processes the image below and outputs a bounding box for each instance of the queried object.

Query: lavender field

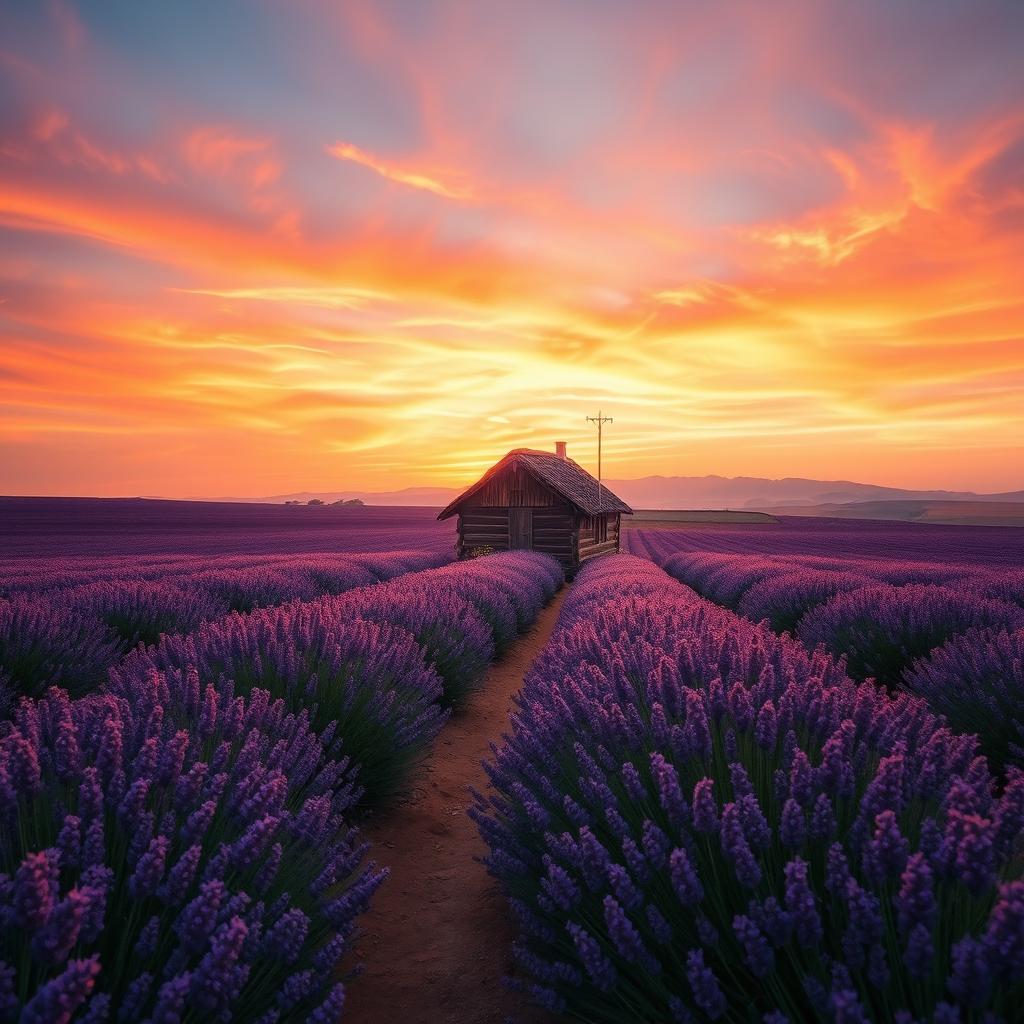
[1,503,1023,1022]
[475,554,1024,1021]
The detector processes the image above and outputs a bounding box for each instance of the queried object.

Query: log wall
[530,508,575,564]
[458,508,510,554]
[468,463,564,508]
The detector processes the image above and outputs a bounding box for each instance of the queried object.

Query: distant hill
[252,474,1024,513]
[757,499,1024,528]
[603,475,1024,511]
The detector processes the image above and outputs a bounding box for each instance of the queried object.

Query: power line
[586,410,613,515]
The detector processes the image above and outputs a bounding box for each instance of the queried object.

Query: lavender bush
[189,566,322,613]
[798,584,1024,686]
[661,551,785,608]
[62,580,229,654]
[964,568,1024,609]
[276,555,379,595]
[389,571,520,654]
[906,626,1024,771]
[0,683,382,1021]
[388,551,562,652]
[326,586,495,708]
[738,569,872,634]
[348,549,451,582]
[0,596,121,706]
[111,607,446,804]
[454,552,563,630]
[473,555,1024,1022]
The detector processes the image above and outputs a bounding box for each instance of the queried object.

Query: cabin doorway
[509,508,533,549]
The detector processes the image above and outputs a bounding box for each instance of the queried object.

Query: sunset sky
[2,1,1023,497]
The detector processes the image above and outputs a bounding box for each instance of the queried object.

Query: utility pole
[586,410,613,514]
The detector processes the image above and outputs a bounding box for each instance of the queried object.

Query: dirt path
[344,589,567,1024]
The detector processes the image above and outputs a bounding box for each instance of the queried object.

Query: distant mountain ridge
[255,475,1024,510]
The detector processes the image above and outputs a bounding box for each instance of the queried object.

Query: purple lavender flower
[541,855,581,911]
[720,803,761,888]
[19,956,100,1024]
[567,922,617,991]
[669,847,704,906]
[650,753,689,829]
[863,810,909,886]
[754,700,778,749]
[692,778,718,833]
[896,852,936,935]
[685,949,725,1019]
[784,858,821,946]
[128,835,168,900]
[948,936,992,1007]
[603,896,659,973]
[148,973,191,1023]
[307,982,346,1023]
[641,819,670,869]
[809,793,836,842]
[789,749,813,806]
[29,888,88,967]
[190,916,249,1013]
[780,798,805,850]
[13,849,58,930]
[904,922,933,979]
[947,809,996,895]
[734,913,774,977]
[841,878,883,970]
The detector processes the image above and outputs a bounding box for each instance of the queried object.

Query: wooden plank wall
[458,508,509,555]
[458,508,579,565]
[530,509,575,564]
[470,464,562,507]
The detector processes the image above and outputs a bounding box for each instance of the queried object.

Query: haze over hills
[253,475,1024,511]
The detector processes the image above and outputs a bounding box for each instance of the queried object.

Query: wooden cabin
[437,443,633,571]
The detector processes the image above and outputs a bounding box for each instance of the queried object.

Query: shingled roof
[437,448,633,520]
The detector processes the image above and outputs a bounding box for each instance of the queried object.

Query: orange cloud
[327,141,474,200]
[1,1,1023,497]
[185,126,281,189]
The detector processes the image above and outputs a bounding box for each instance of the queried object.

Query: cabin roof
[437,448,633,520]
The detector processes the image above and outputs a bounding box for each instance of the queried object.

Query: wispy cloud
[326,141,474,200]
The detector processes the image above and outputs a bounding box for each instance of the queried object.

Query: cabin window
[591,515,608,542]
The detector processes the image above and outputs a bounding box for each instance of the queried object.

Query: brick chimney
[554,441,567,459]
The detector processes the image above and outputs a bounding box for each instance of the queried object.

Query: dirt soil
[343,589,567,1024]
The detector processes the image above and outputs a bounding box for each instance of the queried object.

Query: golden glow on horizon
[1,2,1023,497]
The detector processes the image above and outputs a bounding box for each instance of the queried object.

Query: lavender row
[632,538,1024,770]
[473,554,1024,1022]
[111,551,564,804]
[0,550,563,1020]
[0,548,451,599]
[632,542,1024,617]
[0,549,451,712]
[624,515,1024,569]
